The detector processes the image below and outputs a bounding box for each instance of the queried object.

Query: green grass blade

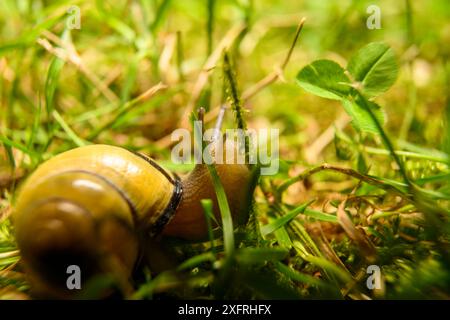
[303,208,338,222]
[52,110,88,147]
[177,252,216,271]
[0,135,37,157]
[261,199,314,236]
[274,262,331,289]
[206,164,235,257]
[201,199,218,256]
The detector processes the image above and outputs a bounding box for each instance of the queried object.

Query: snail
[13,135,254,298]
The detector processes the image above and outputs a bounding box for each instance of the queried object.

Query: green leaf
[296,60,351,100]
[0,135,37,157]
[52,110,88,148]
[201,199,218,256]
[261,200,314,236]
[95,1,136,42]
[347,42,398,98]
[303,208,338,223]
[341,97,385,134]
[444,62,450,160]
[206,164,235,257]
[356,152,368,174]
[303,255,353,284]
[201,198,219,226]
[151,0,172,33]
[273,225,293,248]
[45,55,65,116]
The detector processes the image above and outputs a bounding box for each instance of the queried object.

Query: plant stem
[356,92,411,187]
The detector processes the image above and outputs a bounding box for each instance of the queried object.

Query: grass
[0,0,449,299]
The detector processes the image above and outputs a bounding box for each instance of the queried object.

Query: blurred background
[0,1,448,160]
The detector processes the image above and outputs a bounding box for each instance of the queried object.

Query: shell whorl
[13,145,181,296]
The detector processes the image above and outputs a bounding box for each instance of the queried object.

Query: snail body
[13,143,252,297]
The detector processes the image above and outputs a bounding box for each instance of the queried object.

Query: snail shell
[14,145,181,297]
[13,143,253,297]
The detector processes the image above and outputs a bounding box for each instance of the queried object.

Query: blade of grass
[206,164,235,257]
[444,60,450,161]
[52,110,88,147]
[176,31,184,82]
[303,208,338,223]
[191,104,235,258]
[42,32,67,152]
[363,146,448,163]
[27,93,42,151]
[151,0,172,33]
[261,199,314,236]
[176,252,216,271]
[356,91,410,186]
[206,0,216,56]
[301,252,353,284]
[278,163,410,198]
[87,82,167,140]
[235,247,289,264]
[273,225,293,248]
[223,51,247,133]
[44,48,65,117]
[95,0,136,42]
[275,261,332,289]
[201,199,218,256]
[0,135,38,157]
